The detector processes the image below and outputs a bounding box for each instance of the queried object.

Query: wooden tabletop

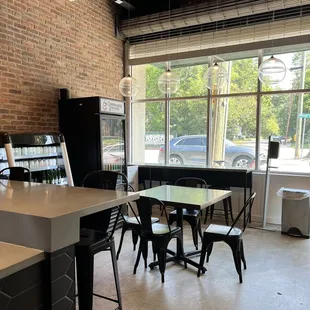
[139,185,231,210]
[0,180,139,252]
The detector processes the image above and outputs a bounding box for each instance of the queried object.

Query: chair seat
[205,224,242,236]
[170,209,200,217]
[148,223,180,235]
[77,229,111,248]
[125,216,159,225]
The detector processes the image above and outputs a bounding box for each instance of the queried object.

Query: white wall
[225,172,310,225]
[241,172,310,224]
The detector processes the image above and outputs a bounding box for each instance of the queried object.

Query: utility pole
[285,94,293,142]
[295,51,306,158]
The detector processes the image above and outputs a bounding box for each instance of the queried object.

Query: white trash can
[277,188,310,239]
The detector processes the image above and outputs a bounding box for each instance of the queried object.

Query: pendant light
[258,6,286,85]
[258,55,286,85]
[157,0,180,95]
[205,0,228,91]
[205,62,228,90]
[119,1,139,98]
[119,74,139,97]
[158,69,180,95]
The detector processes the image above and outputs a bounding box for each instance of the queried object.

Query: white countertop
[0,242,44,279]
[0,180,139,252]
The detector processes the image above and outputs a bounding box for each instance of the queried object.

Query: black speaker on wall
[59,88,70,100]
[269,140,280,159]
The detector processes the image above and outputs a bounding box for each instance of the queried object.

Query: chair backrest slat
[175,177,207,188]
[80,170,129,235]
[227,192,256,235]
[0,167,31,182]
[137,196,169,235]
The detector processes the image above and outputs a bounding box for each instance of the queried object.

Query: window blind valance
[129,15,310,62]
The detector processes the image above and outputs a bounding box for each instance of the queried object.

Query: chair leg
[240,239,247,269]
[197,235,211,277]
[133,240,143,274]
[76,249,94,310]
[189,220,199,250]
[228,196,234,222]
[223,199,229,226]
[110,241,122,310]
[158,248,167,283]
[116,226,126,260]
[206,242,214,263]
[152,242,157,262]
[210,205,214,219]
[132,230,139,251]
[141,240,148,269]
[204,207,209,224]
[197,218,203,243]
[226,238,243,283]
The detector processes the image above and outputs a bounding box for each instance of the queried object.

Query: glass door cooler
[58,96,127,186]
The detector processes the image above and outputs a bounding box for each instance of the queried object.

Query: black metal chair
[204,185,234,225]
[75,170,127,310]
[116,184,159,260]
[168,177,207,249]
[134,196,187,283]
[0,167,31,181]
[197,192,256,283]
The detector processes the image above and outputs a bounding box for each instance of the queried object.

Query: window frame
[129,48,310,175]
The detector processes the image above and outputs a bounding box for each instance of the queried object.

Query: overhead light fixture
[119,75,139,97]
[158,69,180,95]
[258,55,286,85]
[205,63,228,90]
[157,0,180,95]
[115,0,123,4]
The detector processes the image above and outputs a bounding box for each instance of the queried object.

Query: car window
[173,139,184,146]
[225,139,235,147]
[108,144,123,152]
[182,138,202,146]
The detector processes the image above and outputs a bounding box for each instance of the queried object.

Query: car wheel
[233,156,252,168]
[169,155,183,165]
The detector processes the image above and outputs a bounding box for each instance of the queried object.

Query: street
[142,140,310,173]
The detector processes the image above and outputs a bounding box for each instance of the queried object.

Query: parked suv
[158,135,265,167]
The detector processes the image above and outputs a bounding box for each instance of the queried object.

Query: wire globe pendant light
[158,69,180,95]
[205,63,228,90]
[119,74,139,97]
[258,55,286,85]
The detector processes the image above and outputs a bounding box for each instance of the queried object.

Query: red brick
[0,0,123,134]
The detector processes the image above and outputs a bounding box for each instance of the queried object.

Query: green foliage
[142,52,310,140]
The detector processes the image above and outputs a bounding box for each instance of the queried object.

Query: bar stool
[75,170,127,310]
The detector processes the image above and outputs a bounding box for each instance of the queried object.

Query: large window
[169,99,208,166]
[132,101,165,164]
[131,45,310,174]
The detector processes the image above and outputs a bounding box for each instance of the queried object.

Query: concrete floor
[77,213,310,310]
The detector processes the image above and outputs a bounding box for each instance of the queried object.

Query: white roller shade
[121,0,309,37]
[129,16,310,60]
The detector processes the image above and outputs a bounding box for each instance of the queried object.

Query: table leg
[176,207,183,257]
[149,208,207,273]
[45,245,76,310]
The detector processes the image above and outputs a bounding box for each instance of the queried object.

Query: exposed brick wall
[0,0,123,133]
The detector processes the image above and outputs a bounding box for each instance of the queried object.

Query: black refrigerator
[58,96,127,186]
